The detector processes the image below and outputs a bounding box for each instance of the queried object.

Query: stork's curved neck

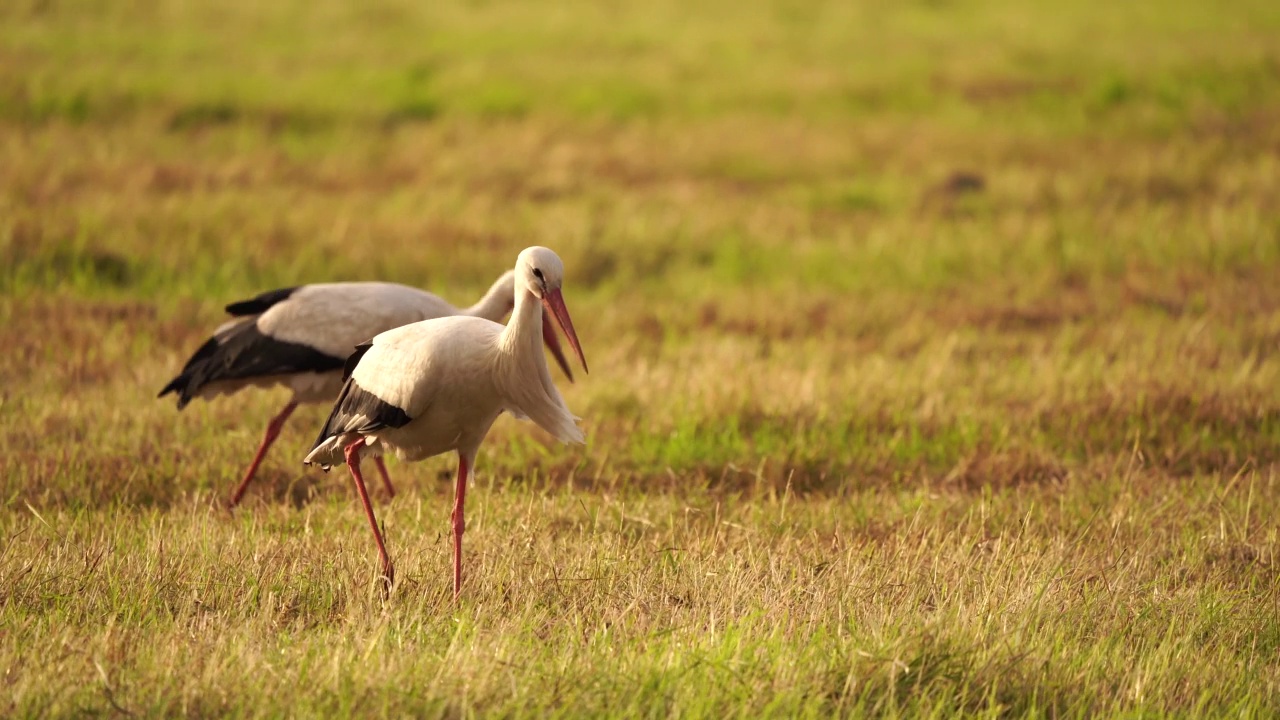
[463,271,516,322]
[499,283,544,361]
[496,279,573,440]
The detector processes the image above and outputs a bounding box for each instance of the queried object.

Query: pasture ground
[2,0,1279,716]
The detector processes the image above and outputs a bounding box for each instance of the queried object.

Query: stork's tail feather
[305,377,359,470]
[157,376,192,408]
[306,382,351,469]
[304,432,375,471]
[157,336,222,409]
[302,437,342,471]
[156,378,191,408]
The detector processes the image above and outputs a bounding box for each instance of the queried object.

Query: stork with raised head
[160,274,574,507]
[304,246,588,599]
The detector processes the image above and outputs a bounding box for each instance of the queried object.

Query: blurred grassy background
[4,0,1277,300]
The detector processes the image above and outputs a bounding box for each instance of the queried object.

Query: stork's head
[516,246,588,376]
[517,246,566,299]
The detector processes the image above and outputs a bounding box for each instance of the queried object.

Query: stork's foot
[377,563,396,599]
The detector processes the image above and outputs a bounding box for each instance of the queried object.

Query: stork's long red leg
[228,400,298,508]
[344,438,394,586]
[450,454,469,601]
[373,456,396,498]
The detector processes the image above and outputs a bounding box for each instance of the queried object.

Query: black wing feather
[225,286,300,316]
[310,343,413,452]
[310,376,413,454]
[343,342,374,381]
[158,319,345,408]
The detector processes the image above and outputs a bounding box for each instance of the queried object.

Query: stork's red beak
[541,288,588,377]
[541,312,574,381]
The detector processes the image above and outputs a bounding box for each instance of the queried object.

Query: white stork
[304,246,588,599]
[160,275,574,506]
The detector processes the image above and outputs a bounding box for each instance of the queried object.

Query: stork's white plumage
[160,275,573,507]
[304,246,589,598]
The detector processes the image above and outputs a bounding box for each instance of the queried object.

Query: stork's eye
[532,268,544,280]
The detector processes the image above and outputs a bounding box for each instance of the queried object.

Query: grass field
[3,0,1280,716]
